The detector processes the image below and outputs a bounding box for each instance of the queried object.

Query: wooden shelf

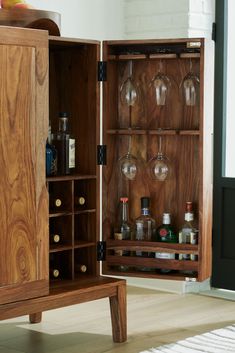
[49,212,73,218]
[105,269,197,281]
[50,245,73,253]
[74,209,96,215]
[74,241,96,249]
[47,174,97,182]
[107,129,200,136]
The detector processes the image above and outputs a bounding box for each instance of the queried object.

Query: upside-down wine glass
[150,60,171,106]
[119,134,138,181]
[181,59,200,106]
[120,60,139,107]
[147,135,169,181]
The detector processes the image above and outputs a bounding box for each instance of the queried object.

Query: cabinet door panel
[0,28,48,304]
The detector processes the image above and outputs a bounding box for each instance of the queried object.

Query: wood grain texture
[0,27,48,303]
[29,312,42,323]
[109,282,127,343]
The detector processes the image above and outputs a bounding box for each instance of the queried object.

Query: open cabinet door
[0,27,49,304]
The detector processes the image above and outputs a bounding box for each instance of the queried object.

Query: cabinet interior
[47,37,100,286]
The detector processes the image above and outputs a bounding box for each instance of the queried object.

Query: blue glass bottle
[46,124,57,176]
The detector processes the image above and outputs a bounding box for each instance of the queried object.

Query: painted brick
[189,0,204,13]
[125,0,189,18]
[189,13,214,30]
[203,0,215,14]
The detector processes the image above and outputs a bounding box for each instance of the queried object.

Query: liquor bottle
[179,201,197,261]
[114,197,133,271]
[74,196,86,207]
[155,213,177,273]
[50,197,62,209]
[75,264,87,273]
[46,123,57,176]
[135,197,156,271]
[53,112,75,175]
[50,268,60,279]
[50,234,60,244]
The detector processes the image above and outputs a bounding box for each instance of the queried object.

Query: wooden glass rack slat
[106,129,200,136]
[108,53,200,61]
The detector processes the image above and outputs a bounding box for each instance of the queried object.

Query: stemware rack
[102,38,214,282]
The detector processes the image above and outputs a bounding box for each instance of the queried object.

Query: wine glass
[119,135,138,180]
[120,60,139,107]
[181,59,200,106]
[150,60,171,106]
[147,135,169,181]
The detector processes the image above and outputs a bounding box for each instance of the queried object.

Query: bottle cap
[141,197,150,208]
[53,269,59,278]
[120,197,128,203]
[185,201,193,212]
[55,199,62,207]
[53,234,60,243]
[163,213,171,224]
[59,112,69,118]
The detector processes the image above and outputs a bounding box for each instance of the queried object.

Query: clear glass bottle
[53,112,75,175]
[179,201,197,261]
[46,123,57,176]
[135,197,156,271]
[114,197,133,271]
[155,213,177,273]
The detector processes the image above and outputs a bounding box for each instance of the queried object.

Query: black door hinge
[97,241,106,261]
[97,145,107,165]
[212,22,216,42]
[98,61,107,81]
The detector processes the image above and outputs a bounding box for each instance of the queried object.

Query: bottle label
[159,228,168,238]
[185,212,194,222]
[155,252,175,260]
[114,233,123,256]
[69,138,75,168]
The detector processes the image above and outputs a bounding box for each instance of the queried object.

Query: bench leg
[109,282,127,343]
[29,312,42,324]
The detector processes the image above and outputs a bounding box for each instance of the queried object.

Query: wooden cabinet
[102,38,214,282]
[0,27,213,343]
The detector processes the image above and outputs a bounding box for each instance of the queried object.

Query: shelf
[47,174,97,182]
[107,240,199,255]
[180,53,200,59]
[50,245,73,253]
[105,269,197,281]
[49,212,73,218]
[106,129,200,136]
[74,241,96,249]
[74,209,96,215]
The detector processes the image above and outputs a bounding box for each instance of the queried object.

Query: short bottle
[114,197,133,272]
[135,197,156,271]
[53,112,75,175]
[155,213,177,273]
[46,124,57,176]
[179,201,197,261]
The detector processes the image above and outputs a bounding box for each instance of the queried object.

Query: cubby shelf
[106,129,200,136]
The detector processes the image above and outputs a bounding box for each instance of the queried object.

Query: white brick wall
[124,0,215,39]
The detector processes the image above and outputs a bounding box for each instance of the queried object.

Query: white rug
[140,325,235,353]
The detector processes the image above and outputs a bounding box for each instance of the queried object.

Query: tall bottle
[179,201,197,261]
[46,123,57,176]
[53,112,75,175]
[135,197,156,270]
[114,197,133,271]
[155,213,177,273]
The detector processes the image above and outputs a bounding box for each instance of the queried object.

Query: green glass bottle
[155,213,177,273]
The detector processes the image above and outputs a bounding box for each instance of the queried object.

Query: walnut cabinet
[0,25,213,342]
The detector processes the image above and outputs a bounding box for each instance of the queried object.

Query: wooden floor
[0,285,235,353]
